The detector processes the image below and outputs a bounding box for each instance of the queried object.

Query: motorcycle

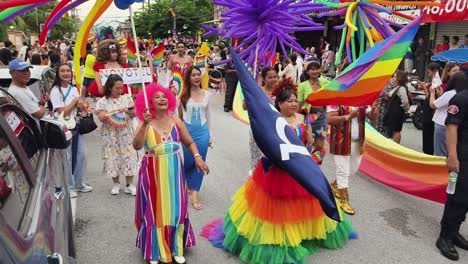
[407,78,425,130]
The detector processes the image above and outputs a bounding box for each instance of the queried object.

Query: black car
[0,88,76,264]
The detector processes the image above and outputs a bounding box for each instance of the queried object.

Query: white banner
[100,67,152,85]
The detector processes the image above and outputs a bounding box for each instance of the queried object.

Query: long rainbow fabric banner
[126,35,137,65]
[360,124,447,204]
[151,42,165,68]
[306,16,421,107]
[232,89,448,204]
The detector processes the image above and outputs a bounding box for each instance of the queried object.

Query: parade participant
[441,63,461,91]
[50,63,92,194]
[430,72,464,157]
[327,104,374,215]
[436,73,468,261]
[179,66,212,210]
[88,39,134,97]
[383,70,410,144]
[82,48,97,98]
[298,61,330,162]
[133,84,209,264]
[201,78,355,264]
[7,59,47,120]
[371,77,396,138]
[96,74,139,195]
[420,62,441,155]
[243,67,278,172]
[167,42,193,74]
[223,50,237,112]
[278,53,300,84]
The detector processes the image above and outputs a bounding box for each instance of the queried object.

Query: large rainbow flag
[360,124,447,204]
[233,91,449,203]
[126,35,137,65]
[306,16,421,107]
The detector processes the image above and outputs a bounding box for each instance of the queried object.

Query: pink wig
[135,83,177,121]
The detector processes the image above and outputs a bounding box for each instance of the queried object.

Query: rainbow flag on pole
[126,35,137,65]
[151,42,165,68]
[306,16,421,107]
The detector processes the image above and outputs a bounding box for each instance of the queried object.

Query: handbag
[57,85,76,129]
[78,112,97,135]
[58,111,76,129]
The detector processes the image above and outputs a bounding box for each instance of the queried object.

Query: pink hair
[135,83,177,121]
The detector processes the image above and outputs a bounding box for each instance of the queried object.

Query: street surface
[75,93,467,263]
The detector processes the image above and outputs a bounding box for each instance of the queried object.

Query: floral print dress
[96,94,139,178]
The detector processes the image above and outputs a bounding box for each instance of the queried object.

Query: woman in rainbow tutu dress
[201,78,355,264]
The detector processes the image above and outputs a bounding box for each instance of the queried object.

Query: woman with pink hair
[132,84,209,264]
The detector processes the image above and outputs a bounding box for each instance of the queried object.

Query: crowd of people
[1,32,468,263]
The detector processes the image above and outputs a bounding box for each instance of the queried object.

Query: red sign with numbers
[421,0,468,23]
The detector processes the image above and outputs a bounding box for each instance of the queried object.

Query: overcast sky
[76,1,143,27]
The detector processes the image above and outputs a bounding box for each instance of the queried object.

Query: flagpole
[253,30,261,79]
[129,5,149,109]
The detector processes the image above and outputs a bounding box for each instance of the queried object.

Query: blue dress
[182,91,211,192]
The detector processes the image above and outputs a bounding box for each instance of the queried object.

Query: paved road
[75,93,467,263]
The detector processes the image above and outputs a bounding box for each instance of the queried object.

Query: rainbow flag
[306,16,421,107]
[126,35,137,65]
[194,54,207,69]
[360,124,447,204]
[151,42,165,68]
[172,70,185,98]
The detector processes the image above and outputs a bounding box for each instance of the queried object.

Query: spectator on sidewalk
[7,59,47,120]
[414,37,429,81]
[0,40,13,65]
[450,36,461,50]
[463,34,468,48]
[435,35,449,54]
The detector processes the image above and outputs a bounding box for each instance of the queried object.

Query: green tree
[134,0,213,39]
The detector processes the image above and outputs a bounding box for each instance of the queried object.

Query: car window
[0,128,32,230]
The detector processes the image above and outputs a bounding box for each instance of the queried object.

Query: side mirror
[411,81,418,85]
[411,69,416,74]
[40,118,72,149]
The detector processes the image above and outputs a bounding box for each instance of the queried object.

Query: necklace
[309,80,320,90]
[285,115,296,123]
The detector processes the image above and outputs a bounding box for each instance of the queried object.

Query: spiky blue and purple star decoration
[203,0,329,67]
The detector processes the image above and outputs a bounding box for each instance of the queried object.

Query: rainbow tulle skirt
[201,161,355,264]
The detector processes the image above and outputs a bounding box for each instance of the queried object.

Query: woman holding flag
[88,39,135,98]
[201,78,355,264]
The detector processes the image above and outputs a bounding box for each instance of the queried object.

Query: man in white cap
[7,58,47,119]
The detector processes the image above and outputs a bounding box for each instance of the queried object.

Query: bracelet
[194,154,201,158]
